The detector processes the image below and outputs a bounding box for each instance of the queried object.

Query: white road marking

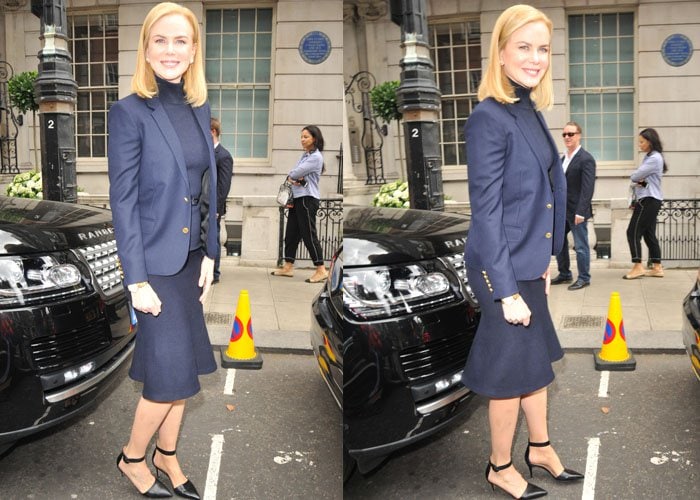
[203,434,225,500]
[598,371,610,398]
[203,370,236,499]
[224,368,236,395]
[582,437,601,500]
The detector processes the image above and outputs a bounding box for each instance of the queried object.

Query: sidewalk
[203,258,323,353]
[203,256,696,354]
[547,263,695,352]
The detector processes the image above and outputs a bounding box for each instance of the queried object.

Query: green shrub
[369,80,402,123]
[372,180,409,208]
[6,171,42,199]
[7,71,38,114]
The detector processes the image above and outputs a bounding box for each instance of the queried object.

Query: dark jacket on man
[214,143,233,217]
[563,147,596,223]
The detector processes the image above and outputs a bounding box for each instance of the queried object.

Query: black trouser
[626,197,662,263]
[283,196,324,266]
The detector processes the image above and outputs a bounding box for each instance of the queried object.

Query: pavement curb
[558,329,685,351]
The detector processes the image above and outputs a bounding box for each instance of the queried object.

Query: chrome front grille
[399,334,471,383]
[77,239,122,296]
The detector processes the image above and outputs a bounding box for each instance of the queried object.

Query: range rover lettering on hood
[77,227,114,241]
[444,237,466,249]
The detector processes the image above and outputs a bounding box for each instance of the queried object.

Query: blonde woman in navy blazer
[461,6,583,498]
[108,3,216,498]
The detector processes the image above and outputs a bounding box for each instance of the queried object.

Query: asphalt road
[345,353,699,500]
[0,352,342,500]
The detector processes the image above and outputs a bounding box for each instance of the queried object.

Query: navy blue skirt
[129,249,217,402]
[462,270,563,399]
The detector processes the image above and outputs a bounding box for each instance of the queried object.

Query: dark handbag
[276,181,293,207]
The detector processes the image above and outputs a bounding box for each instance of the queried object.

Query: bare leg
[119,397,173,493]
[487,397,529,497]
[521,387,564,475]
[153,400,189,488]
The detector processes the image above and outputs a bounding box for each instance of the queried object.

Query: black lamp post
[31,0,78,202]
[390,0,444,211]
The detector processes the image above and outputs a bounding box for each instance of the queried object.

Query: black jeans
[283,196,324,266]
[626,197,662,263]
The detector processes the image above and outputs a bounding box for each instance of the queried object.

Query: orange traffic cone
[220,290,263,369]
[594,291,636,371]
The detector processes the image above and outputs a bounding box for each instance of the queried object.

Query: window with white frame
[568,13,635,162]
[205,8,273,159]
[68,13,119,158]
[428,20,481,166]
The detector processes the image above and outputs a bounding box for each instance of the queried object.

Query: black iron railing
[656,199,700,261]
[345,71,386,185]
[0,61,20,174]
[277,198,343,265]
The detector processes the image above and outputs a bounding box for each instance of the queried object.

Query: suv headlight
[0,254,86,307]
[344,259,460,321]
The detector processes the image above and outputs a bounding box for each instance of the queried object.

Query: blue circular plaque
[661,34,693,67]
[299,31,331,65]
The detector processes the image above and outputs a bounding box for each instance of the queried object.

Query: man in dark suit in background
[210,117,233,283]
[552,121,596,290]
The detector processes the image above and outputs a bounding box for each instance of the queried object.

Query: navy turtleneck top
[155,76,208,250]
[512,82,555,176]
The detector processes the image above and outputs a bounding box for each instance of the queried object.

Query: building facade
[1,0,343,245]
[344,0,699,264]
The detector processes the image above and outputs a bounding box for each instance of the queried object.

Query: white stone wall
[638,1,700,199]
[272,0,343,203]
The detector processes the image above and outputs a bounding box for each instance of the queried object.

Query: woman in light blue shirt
[271,125,329,283]
[624,128,668,279]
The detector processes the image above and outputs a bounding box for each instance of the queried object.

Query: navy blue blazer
[562,147,596,222]
[464,97,566,300]
[108,93,218,286]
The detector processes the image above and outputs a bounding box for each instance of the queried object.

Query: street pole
[390,0,443,211]
[31,0,78,202]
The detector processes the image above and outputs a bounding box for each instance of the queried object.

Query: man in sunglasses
[551,122,597,290]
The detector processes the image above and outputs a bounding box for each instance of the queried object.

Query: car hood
[0,196,114,255]
[344,207,469,266]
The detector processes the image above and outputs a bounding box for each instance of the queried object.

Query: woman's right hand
[502,297,531,326]
[130,284,162,316]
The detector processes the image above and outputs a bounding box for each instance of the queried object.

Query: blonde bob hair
[478,4,554,111]
[131,2,207,107]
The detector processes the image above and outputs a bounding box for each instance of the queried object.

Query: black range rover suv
[310,207,481,480]
[0,195,135,454]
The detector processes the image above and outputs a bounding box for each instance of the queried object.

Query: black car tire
[343,445,356,483]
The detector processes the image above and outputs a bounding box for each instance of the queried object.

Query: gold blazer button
[182,227,189,234]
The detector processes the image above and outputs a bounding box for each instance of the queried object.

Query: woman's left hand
[542,267,551,296]
[199,256,215,303]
